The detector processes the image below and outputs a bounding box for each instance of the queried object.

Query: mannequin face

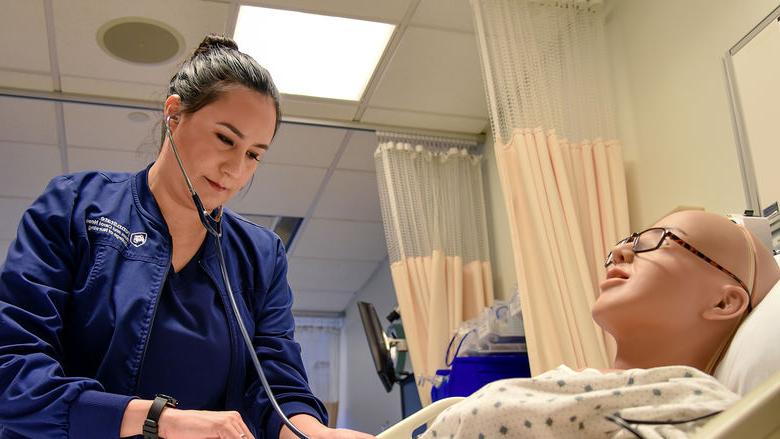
[592,211,751,339]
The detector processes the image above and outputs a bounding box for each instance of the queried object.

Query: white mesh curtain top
[474,0,616,144]
[377,136,490,264]
[472,0,630,374]
[375,132,494,405]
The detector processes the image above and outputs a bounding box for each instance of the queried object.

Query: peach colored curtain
[389,254,493,405]
[376,136,494,405]
[494,128,628,374]
[472,0,628,373]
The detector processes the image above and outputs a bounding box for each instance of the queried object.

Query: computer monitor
[357,301,397,392]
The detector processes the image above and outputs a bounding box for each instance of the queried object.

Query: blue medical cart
[431,352,531,401]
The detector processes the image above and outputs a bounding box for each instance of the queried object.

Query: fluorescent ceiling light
[234,6,395,101]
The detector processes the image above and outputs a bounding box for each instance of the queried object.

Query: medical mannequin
[592,210,780,373]
[420,210,780,438]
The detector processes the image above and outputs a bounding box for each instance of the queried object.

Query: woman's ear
[702,284,749,321]
[164,94,182,126]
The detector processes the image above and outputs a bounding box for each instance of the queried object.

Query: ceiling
[0,0,488,314]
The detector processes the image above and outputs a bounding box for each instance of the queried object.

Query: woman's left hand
[312,428,376,439]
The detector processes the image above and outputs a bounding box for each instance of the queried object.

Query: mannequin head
[592,210,780,372]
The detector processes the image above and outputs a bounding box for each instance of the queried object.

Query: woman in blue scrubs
[0,34,373,439]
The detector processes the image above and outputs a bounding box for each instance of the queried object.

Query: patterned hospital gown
[420,365,739,438]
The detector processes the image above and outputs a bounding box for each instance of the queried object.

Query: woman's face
[167,86,276,211]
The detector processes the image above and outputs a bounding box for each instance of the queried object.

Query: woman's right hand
[158,408,255,439]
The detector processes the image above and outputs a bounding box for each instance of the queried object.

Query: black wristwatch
[143,394,178,439]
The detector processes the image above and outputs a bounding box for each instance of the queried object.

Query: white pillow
[714,254,780,395]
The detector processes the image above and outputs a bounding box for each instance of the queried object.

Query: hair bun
[193,34,239,57]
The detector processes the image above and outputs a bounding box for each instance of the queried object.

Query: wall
[604,0,779,229]
[481,130,517,301]
[337,260,402,434]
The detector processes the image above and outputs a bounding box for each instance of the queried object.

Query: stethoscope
[164,116,309,439]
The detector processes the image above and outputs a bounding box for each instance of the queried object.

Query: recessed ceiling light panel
[233,6,395,101]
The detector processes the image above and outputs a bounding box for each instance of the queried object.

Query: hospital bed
[377,254,780,438]
[693,369,780,438]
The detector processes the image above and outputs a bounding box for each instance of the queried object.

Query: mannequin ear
[702,284,749,321]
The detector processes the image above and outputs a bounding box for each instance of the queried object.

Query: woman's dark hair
[160,33,281,149]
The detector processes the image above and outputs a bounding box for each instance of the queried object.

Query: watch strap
[143,394,177,439]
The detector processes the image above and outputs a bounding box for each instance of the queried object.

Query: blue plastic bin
[431,353,531,401]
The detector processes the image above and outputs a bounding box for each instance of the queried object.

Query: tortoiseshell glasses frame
[604,227,752,311]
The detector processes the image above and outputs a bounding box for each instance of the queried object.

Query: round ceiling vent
[97,18,183,65]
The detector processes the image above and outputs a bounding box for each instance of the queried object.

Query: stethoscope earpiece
[165,115,179,128]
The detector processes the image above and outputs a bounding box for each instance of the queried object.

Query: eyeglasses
[604,227,752,310]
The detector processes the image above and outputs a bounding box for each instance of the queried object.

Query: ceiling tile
[0,71,53,91]
[239,0,411,23]
[313,170,381,222]
[337,130,378,172]
[0,97,59,145]
[0,197,33,240]
[411,0,475,33]
[54,0,230,94]
[361,107,488,134]
[281,96,360,121]
[367,27,487,118]
[237,214,276,230]
[288,257,378,292]
[0,142,62,198]
[291,219,386,261]
[227,163,327,217]
[68,147,153,174]
[266,123,346,167]
[291,290,355,313]
[0,0,50,72]
[60,76,168,103]
[64,103,161,151]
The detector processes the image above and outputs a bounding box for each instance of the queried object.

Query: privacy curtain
[375,132,494,405]
[471,0,629,374]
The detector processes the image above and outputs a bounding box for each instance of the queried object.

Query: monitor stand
[399,374,422,418]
